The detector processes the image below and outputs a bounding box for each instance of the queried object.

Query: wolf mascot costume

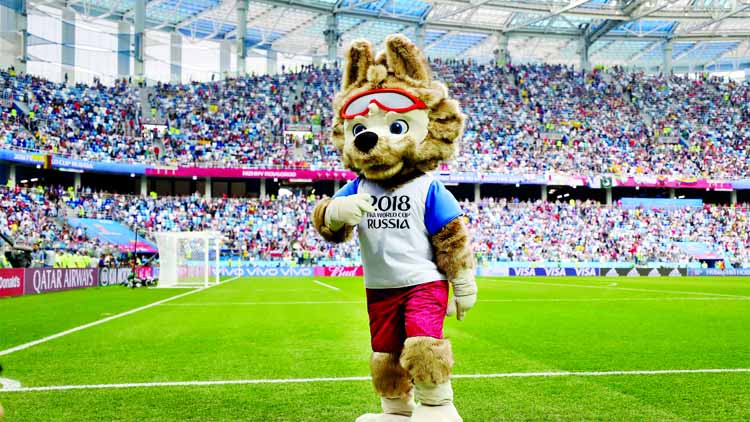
[312,35,477,422]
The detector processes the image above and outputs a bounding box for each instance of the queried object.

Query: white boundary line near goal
[489,278,750,299]
[0,276,241,358]
[312,279,340,291]
[2,368,749,393]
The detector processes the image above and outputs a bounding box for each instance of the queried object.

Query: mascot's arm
[312,193,373,243]
[312,198,354,243]
[431,217,477,321]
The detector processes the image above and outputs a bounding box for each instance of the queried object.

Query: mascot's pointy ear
[342,39,375,91]
[383,34,431,86]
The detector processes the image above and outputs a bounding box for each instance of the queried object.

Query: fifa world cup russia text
[366,195,412,229]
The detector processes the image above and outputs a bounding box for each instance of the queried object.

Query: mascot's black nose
[354,131,378,153]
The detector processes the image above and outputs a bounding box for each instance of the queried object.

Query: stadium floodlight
[154,231,222,288]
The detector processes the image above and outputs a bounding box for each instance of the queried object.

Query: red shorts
[366,280,449,353]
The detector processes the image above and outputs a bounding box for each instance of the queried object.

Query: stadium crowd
[59,188,750,267]
[1,183,748,267]
[0,185,129,267]
[1,63,749,177]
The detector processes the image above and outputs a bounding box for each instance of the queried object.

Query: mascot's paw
[410,404,462,422]
[356,413,411,422]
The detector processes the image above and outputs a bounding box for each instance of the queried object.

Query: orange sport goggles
[340,88,427,120]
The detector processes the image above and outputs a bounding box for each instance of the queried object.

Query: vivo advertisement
[216,266,315,277]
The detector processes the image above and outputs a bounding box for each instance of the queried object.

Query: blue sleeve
[424,180,463,236]
[332,178,360,198]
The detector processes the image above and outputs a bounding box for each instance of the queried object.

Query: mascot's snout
[354,131,379,153]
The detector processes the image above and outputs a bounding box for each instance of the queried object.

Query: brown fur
[370,352,413,399]
[331,34,466,176]
[373,169,423,191]
[382,34,431,88]
[430,218,475,280]
[399,337,453,385]
[342,40,375,92]
[312,198,353,243]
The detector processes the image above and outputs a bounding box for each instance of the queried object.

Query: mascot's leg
[400,337,460,422]
[355,352,415,422]
[357,288,414,422]
[398,281,461,422]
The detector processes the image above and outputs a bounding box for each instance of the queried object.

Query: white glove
[446,268,477,321]
[324,193,374,231]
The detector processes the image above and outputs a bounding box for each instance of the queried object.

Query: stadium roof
[44,0,750,69]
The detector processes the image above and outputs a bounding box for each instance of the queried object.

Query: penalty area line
[3,368,750,393]
[489,278,750,299]
[312,279,340,291]
[0,276,241,358]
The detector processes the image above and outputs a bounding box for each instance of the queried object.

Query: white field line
[162,301,361,306]
[479,297,750,303]
[0,377,21,390]
[0,276,241,357]
[490,278,750,299]
[2,368,750,393]
[312,279,340,291]
[160,296,750,307]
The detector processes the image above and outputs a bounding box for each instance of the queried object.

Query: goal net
[154,231,222,288]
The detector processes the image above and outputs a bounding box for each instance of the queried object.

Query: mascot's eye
[389,120,409,135]
[352,124,367,136]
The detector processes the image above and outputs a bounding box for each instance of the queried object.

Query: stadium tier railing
[2,145,749,189]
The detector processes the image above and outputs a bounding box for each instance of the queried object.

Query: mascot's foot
[356,396,414,422]
[410,404,462,422]
[355,413,411,422]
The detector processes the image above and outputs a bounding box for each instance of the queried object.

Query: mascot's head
[332,34,465,181]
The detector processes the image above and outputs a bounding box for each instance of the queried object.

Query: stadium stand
[2,64,749,177]
[5,184,747,267]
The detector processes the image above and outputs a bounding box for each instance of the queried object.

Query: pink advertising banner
[0,269,24,298]
[314,266,364,277]
[146,167,357,181]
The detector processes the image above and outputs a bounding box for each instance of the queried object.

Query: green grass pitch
[1,276,750,421]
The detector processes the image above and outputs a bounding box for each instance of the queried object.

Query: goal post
[154,231,222,288]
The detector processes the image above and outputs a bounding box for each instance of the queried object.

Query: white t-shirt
[333,173,463,289]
